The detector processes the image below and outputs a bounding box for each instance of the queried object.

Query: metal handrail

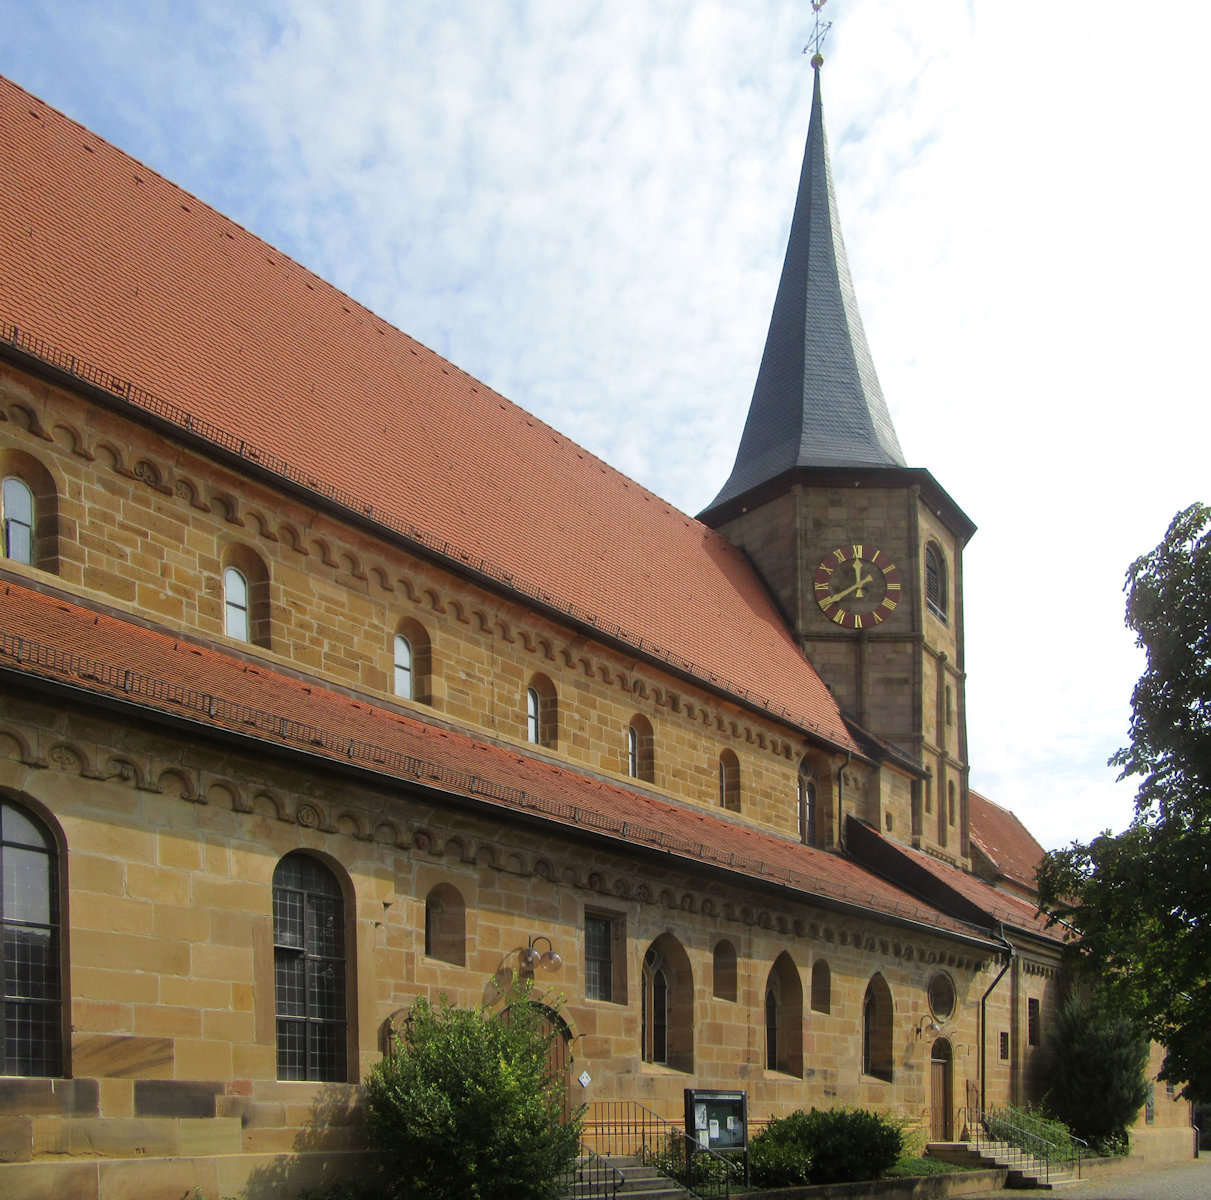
[582,1099,740,1198]
[558,1144,623,1199]
[957,1106,1083,1184]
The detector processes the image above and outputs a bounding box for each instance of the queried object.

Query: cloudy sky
[3,1,1207,850]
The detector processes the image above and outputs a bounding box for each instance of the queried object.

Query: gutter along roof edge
[0,606,996,951]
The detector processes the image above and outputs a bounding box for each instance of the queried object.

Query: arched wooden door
[930,1038,954,1140]
[500,1003,574,1118]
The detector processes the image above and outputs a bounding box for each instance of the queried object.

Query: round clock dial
[814,544,902,630]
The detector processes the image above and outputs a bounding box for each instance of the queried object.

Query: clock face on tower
[814,544,902,629]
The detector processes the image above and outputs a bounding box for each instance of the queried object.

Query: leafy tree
[362,982,582,1200]
[1043,993,1149,1149]
[1037,502,1211,1101]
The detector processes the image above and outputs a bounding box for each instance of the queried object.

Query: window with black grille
[1,799,61,1077]
[273,853,346,1082]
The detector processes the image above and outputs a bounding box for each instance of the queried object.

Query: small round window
[928,973,956,1021]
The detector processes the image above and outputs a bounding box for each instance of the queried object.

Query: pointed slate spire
[705,60,905,515]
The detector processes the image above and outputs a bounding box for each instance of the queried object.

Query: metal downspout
[980,925,1016,1115]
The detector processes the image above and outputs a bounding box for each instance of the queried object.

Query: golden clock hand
[851,559,873,598]
[827,575,865,604]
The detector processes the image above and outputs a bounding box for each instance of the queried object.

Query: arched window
[526,675,557,748]
[424,883,466,967]
[718,750,740,812]
[811,959,831,1014]
[393,634,412,698]
[862,973,894,1081]
[1,477,34,565]
[798,772,818,847]
[627,715,654,782]
[641,952,668,1065]
[392,618,433,704]
[640,935,693,1071]
[948,781,956,827]
[1,798,62,1077]
[712,940,737,1002]
[763,952,803,1076]
[764,988,778,1070]
[223,566,249,641]
[0,454,59,573]
[925,543,948,623]
[273,853,348,1082]
[221,546,270,647]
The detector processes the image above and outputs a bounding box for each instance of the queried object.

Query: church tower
[699,57,975,863]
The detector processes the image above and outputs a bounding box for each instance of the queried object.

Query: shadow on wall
[242,1083,373,1200]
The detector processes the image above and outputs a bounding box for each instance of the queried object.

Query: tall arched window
[640,935,693,1071]
[925,543,948,623]
[641,950,669,1065]
[798,772,818,846]
[1,477,34,565]
[1,798,62,1077]
[627,715,654,782]
[763,952,803,1076]
[273,853,348,1082]
[862,973,894,1081]
[223,566,249,641]
[718,750,740,812]
[764,987,778,1070]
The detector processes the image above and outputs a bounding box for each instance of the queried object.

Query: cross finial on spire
[803,0,832,68]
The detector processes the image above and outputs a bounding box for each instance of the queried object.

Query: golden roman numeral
[851,544,864,559]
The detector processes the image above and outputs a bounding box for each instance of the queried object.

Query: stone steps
[927,1140,1079,1190]
[561,1153,693,1200]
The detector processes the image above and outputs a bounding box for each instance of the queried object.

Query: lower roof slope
[969,790,1047,895]
[0,75,851,751]
[0,579,994,948]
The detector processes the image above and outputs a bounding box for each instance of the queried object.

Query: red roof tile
[0,75,853,752]
[969,790,1046,894]
[897,840,1061,942]
[0,579,991,947]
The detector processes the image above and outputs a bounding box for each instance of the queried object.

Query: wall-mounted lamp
[518,935,562,973]
[915,1015,943,1038]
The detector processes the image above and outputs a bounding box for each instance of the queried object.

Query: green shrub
[749,1106,902,1187]
[362,982,582,1200]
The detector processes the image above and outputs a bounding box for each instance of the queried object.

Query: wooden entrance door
[930,1039,953,1140]
[501,1003,574,1118]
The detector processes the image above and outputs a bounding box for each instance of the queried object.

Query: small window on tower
[925,543,948,623]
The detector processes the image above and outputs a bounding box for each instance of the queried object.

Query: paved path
[1052,1158,1211,1199]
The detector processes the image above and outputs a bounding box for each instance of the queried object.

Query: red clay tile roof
[0,579,993,947]
[969,789,1046,894]
[896,839,1061,943]
[0,75,853,752]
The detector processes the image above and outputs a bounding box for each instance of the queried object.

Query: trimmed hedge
[749,1106,903,1188]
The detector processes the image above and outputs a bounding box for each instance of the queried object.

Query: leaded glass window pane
[272,853,347,1081]
[0,800,61,1077]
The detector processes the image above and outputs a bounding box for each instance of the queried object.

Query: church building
[0,56,1190,1198]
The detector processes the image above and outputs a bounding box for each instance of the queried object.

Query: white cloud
[2,0,1207,850]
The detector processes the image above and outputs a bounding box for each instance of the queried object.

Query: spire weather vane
[804,0,832,66]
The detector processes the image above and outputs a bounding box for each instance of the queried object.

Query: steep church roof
[704,60,905,517]
[0,75,854,752]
